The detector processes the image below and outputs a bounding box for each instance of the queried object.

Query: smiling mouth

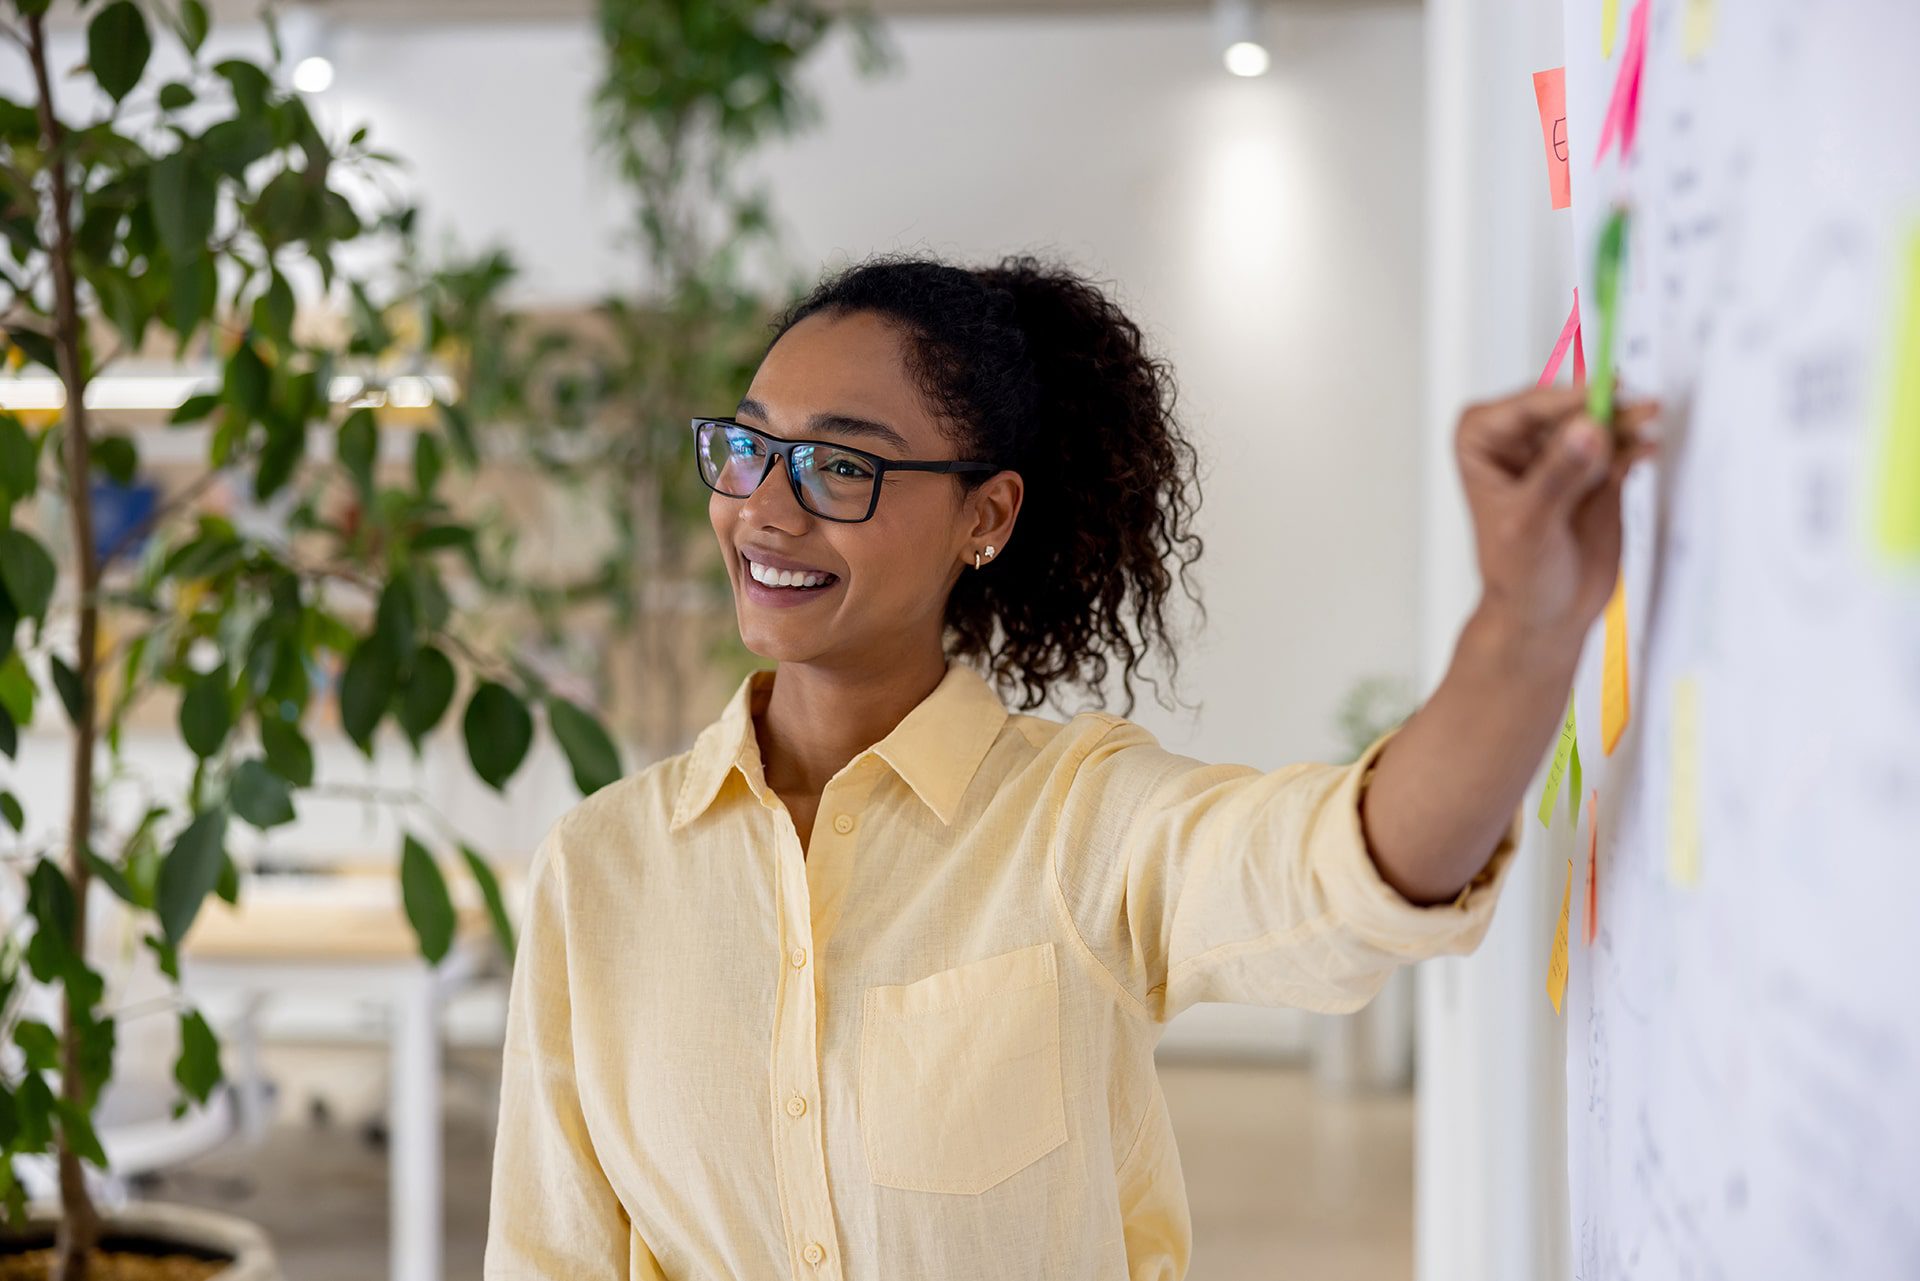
[740,553,840,591]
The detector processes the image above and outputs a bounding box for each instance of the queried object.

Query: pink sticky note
[1533,68,1572,210]
[1594,0,1650,165]
[1539,290,1583,387]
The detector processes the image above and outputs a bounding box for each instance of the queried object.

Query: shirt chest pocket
[857,940,1069,1196]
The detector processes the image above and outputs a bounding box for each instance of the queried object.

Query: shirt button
[803,1242,826,1265]
[833,813,855,834]
[789,947,808,969]
[786,1094,807,1117]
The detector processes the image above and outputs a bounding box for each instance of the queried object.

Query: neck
[755,648,951,798]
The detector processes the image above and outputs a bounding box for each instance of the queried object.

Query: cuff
[1309,727,1522,958]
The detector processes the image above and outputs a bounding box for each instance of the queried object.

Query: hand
[1454,385,1660,652]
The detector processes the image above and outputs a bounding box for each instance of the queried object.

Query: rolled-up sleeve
[1050,716,1519,1024]
[486,823,665,1279]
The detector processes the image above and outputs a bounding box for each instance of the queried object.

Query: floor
[155,1044,1413,1280]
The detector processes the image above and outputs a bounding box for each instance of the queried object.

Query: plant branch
[27,12,104,1273]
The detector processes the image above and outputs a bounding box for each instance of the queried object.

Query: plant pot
[1,1201,279,1281]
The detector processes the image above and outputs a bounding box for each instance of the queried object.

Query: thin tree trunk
[27,15,102,1280]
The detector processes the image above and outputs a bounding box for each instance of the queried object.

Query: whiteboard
[1557,1,1920,1278]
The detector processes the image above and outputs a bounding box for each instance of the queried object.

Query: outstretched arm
[1360,386,1658,906]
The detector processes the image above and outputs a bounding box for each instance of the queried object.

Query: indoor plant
[0,2,620,1276]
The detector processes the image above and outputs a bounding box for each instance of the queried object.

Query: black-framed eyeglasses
[691,416,999,524]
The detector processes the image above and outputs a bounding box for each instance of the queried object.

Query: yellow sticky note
[1548,856,1573,1014]
[1601,573,1630,754]
[1873,223,1920,559]
[1683,0,1716,59]
[1668,676,1702,887]
[1538,691,1579,827]
[1601,0,1620,59]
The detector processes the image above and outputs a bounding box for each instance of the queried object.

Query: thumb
[1522,416,1610,523]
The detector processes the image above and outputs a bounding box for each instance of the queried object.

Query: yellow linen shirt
[484,659,1518,1280]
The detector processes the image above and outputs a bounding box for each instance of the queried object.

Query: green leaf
[338,636,395,752]
[397,644,454,745]
[181,0,210,55]
[229,757,295,828]
[24,859,74,983]
[13,1020,57,1072]
[0,529,55,621]
[372,574,416,664]
[214,59,272,116]
[92,433,138,484]
[174,1009,222,1104]
[88,1,152,103]
[260,715,314,787]
[149,147,217,261]
[0,651,36,727]
[56,1099,108,1168]
[0,789,21,832]
[338,407,376,494]
[84,845,138,906]
[156,807,228,945]
[158,81,194,110]
[49,654,81,725]
[222,338,270,416]
[547,697,622,796]
[400,835,455,964]
[0,417,33,499]
[459,843,516,964]
[179,667,232,758]
[253,271,295,347]
[201,115,274,179]
[462,681,531,791]
[412,430,443,494]
[171,392,219,424]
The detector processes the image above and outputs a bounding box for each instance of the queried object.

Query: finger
[1457,386,1590,475]
[1521,414,1612,521]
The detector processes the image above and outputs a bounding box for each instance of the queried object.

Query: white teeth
[747,556,833,589]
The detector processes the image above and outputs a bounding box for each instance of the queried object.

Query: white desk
[181,878,495,1281]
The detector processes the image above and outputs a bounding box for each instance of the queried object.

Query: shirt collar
[669,661,1011,831]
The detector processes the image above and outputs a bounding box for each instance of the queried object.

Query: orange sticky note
[1601,572,1630,754]
[1668,677,1702,888]
[1583,790,1599,946]
[1532,68,1572,210]
[1548,856,1572,1014]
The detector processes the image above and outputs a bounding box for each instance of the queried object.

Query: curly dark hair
[763,250,1207,719]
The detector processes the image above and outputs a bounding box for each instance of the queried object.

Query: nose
[735,447,810,528]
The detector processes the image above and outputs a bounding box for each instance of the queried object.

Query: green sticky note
[1539,692,1579,828]
[1874,222,1920,558]
[1587,207,1630,431]
[1568,731,1583,826]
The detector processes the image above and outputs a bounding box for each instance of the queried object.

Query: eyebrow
[734,397,912,453]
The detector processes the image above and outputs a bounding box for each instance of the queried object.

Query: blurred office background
[0,0,1572,1277]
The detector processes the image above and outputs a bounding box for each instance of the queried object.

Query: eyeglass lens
[697,421,878,521]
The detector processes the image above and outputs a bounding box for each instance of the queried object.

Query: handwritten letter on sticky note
[1874,223,1920,559]
[1533,68,1572,210]
[1669,677,1702,887]
[1602,573,1630,754]
[1549,856,1573,1014]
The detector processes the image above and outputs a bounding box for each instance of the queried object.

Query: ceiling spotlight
[279,4,336,95]
[1213,0,1271,77]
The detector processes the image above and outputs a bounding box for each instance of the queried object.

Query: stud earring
[974,544,996,569]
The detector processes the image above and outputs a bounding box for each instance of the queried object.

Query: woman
[483,253,1655,1279]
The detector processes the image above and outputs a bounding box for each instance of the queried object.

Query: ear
[966,469,1023,559]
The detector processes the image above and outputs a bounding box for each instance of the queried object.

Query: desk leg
[391,971,442,1281]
